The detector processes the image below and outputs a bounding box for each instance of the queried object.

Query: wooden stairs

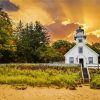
[81,66,90,83]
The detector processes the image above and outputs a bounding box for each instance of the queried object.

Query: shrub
[90,74,100,89]
[89,68,100,89]
[0,64,81,88]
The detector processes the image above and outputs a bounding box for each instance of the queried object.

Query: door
[79,58,84,67]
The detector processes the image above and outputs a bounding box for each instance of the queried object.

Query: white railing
[86,66,91,82]
[80,64,84,83]
[87,63,100,69]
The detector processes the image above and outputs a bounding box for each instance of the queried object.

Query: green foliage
[90,74,100,89]
[16,21,50,62]
[0,9,12,32]
[0,64,81,88]
[0,9,16,63]
[0,9,99,63]
[52,40,75,55]
[91,43,100,55]
[89,69,100,89]
[37,47,63,62]
[0,9,13,49]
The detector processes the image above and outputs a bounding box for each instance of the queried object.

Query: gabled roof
[64,44,99,56]
[64,45,77,56]
[85,45,99,56]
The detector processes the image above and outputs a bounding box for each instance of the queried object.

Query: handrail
[86,66,91,82]
[80,64,84,83]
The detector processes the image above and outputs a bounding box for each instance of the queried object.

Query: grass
[89,68,100,89]
[1,64,100,89]
[0,64,82,88]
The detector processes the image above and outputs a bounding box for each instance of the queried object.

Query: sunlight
[61,20,70,25]
[7,0,100,42]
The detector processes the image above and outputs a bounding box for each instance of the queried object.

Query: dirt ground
[0,85,100,100]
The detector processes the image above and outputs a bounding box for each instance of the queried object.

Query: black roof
[76,27,84,33]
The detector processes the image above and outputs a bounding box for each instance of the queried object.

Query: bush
[90,74,100,89]
[89,68,100,89]
[0,64,81,88]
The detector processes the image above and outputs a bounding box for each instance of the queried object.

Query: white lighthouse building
[64,27,99,67]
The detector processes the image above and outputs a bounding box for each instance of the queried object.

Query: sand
[0,85,100,100]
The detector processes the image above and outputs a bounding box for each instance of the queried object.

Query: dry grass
[0,85,100,100]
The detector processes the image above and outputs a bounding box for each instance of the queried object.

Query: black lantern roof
[76,27,84,34]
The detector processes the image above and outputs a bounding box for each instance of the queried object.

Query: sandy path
[0,85,100,100]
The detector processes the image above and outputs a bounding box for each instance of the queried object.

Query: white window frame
[88,57,93,64]
[78,47,83,53]
[69,57,74,64]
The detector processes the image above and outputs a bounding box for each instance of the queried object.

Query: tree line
[0,9,100,63]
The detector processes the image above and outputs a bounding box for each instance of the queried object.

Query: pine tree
[16,21,50,62]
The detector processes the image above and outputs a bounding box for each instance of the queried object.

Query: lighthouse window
[69,57,74,64]
[79,39,82,43]
[88,57,93,64]
[78,47,83,53]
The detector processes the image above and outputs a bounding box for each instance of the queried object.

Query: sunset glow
[1,0,100,43]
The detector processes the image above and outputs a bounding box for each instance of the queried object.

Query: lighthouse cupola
[74,27,86,44]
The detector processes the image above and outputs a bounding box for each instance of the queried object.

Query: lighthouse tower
[74,27,86,44]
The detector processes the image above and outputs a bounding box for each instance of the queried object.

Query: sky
[0,0,100,43]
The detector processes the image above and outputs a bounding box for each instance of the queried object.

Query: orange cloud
[0,0,99,43]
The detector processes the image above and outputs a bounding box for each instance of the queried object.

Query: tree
[52,40,75,55]
[0,8,15,63]
[37,46,63,63]
[91,43,100,55]
[16,21,50,62]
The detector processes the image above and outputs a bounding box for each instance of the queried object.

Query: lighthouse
[64,27,99,67]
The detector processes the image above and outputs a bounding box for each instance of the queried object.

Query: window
[79,39,82,43]
[88,57,93,64]
[69,57,74,64]
[78,47,83,53]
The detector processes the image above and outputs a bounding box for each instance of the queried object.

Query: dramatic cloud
[45,21,79,42]
[87,34,100,44]
[0,0,100,43]
[45,21,100,43]
[0,0,19,11]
